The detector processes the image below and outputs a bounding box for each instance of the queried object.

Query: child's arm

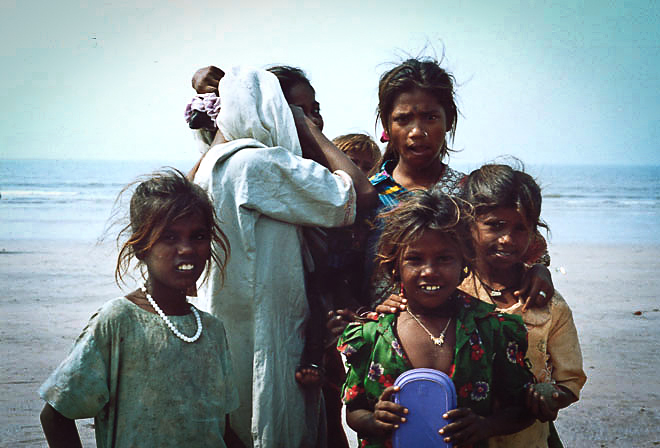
[439,406,534,445]
[516,263,555,311]
[40,403,82,448]
[290,106,378,215]
[345,386,408,439]
[526,383,577,422]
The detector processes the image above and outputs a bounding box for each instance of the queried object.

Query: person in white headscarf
[193,67,376,448]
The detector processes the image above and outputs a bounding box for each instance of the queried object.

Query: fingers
[373,386,408,430]
[438,408,482,445]
[375,294,407,314]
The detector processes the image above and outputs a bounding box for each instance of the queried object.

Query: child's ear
[460,265,470,282]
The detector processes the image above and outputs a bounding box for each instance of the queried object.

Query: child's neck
[128,283,191,316]
[475,261,525,305]
[392,159,445,190]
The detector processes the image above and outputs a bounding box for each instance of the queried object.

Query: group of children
[39,59,585,448]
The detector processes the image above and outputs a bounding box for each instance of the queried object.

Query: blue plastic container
[392,368,457,448]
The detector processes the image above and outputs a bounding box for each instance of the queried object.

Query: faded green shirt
[40,297,238,448]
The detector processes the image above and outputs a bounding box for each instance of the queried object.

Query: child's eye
[160,233,176,241]
[194,232,210,241]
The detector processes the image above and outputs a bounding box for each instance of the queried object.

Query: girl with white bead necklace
[39,170,243,448]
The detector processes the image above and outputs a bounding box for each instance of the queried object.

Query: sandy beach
[1,239,659,447]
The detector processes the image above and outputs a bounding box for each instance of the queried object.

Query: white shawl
[194,67,355,448]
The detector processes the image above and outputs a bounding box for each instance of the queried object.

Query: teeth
[421,285,441,291]
[177,264,194,271]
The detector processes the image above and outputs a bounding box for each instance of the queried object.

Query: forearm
[40,404,82,448]
[298,124,377,213]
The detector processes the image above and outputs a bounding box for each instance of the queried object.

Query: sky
[1,0,659,166]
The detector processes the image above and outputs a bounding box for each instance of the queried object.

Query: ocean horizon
[1,159,659,245]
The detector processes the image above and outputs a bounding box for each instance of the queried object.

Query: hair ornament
[184,93,222,128]
[380,130,390,143]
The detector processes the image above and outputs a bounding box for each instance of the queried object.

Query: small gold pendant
[431,335,445,346]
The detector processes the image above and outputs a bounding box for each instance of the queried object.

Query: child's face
[143,212,211,297]
[287,82,324,131]
[399,229,463,310]
[346,149,376,174]
[471,207,533,270]
[388,88,447,171]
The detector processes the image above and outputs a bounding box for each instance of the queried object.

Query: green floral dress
[338,291,535,448]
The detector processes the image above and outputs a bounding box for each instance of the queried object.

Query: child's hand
[526,383,576,422]
[192,65,225,94]
[374,293,407,314]
[371,386,408,437]
[438,407,490,446]
[326,309,357,344]
[516,263,555,312]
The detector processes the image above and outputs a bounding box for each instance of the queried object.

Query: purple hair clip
[184,93,221,129]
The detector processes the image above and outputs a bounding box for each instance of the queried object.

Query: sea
[1,159,659,245]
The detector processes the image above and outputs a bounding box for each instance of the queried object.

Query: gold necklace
[405,308,452,347]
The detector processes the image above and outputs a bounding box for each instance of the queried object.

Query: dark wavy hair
[375,189,472,287]
[114,169,230,286]
[376,58,459,168]
[266,65,314,100]
[461,163,548,234]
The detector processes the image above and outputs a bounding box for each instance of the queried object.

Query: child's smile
[143,212,211,302]
[472,207,533,271]
[399,229,463,310]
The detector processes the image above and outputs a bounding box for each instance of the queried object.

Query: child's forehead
[164,211,209,229]
[404,228,460,250]
[477,206,532,224]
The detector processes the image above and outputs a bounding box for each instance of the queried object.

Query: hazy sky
[2,0,659,166]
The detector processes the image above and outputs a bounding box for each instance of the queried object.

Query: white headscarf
[216,66,302,156]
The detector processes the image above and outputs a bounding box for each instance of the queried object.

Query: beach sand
[1,239,659,447]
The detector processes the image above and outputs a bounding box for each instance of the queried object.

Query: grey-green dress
[39,297,239,448]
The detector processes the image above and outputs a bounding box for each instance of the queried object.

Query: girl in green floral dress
[339,189,535,447]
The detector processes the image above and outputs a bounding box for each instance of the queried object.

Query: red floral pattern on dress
[378,374,395,388]
[471,344,485,361]
[344,384,363,402]
[458,382,473,398]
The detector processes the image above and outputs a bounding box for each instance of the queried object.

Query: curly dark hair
[375,189,472,288]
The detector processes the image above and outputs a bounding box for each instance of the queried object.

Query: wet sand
[1,239,659,447]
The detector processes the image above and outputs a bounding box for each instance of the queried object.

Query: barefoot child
[339,189,535,448]
[39,170,241,448]
[460,164,586,447]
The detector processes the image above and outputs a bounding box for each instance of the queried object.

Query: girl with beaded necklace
[39,169,243,448]
[338,189,535,448]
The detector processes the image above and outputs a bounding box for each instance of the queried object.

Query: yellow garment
[460,275,587,448]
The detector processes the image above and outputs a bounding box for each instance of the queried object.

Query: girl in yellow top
[459,163,587,448]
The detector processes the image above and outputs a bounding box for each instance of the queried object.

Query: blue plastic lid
[392,368,457,448]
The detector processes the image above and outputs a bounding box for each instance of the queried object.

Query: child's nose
[177,241,194,254]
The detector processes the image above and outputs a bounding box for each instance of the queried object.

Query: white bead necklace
[141,284,202,343]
